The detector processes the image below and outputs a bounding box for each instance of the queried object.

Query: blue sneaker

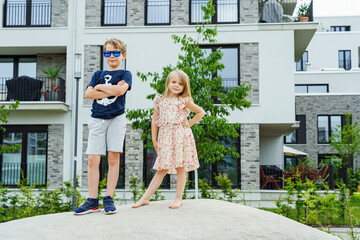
[73,198,100,215]
[103,196,117,215]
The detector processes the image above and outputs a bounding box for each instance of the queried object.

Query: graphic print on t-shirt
[96,75,118,106]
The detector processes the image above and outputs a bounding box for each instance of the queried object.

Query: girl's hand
[181,119,190,128]
[153,140,158,154]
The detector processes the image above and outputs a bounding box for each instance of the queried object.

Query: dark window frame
[3,0,52,28]
[189,127,241,188]
[317,115,346,144]
[199,44,240,101]
[296,51,308,71]
[0,55,37,79]
[101,0,128,26]
[99,140,126,189]
[330,26,351,32]
[145,0,171,25]
[284,115,306,144]
[189,0,240,25]
[295,84,329,93]
[0,125,48,188]
[338,50,351,70]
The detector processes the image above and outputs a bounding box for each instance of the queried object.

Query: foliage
[0,175,85,223]
[297,3,310,18]
[0,101,21,155]
[126,0,251,164]
[42,65,62,82]
[129,174,142,202]
[198,179,217,199]
[214,174,239,202]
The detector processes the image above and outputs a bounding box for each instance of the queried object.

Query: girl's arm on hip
[185,101,205,127]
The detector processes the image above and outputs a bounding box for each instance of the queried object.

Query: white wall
[315,16,360,32]
[260,135,284,168]
[295,71,360,93]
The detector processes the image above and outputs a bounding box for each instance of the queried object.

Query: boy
[74,38,131,215]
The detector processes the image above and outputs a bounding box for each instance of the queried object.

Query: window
[200,45,240,93]
[143,145,170,189]
[101,48,126,70]
[295,84,328,93]
[99,143,125,188]
[296,51,308,71]
[190,0,239,24]
[0,125,47,187]
[4,0,51,27]
[318,115,346,144]
[102,0,127,26]
[330,26,351,32]
[284,115,306,144]
[189,132,241,188]
[145,0,170,25]
[338,50,351,70]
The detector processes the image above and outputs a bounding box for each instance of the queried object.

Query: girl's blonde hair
[163,70,193,101]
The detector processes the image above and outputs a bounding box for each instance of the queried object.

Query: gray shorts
[86,114,127,155]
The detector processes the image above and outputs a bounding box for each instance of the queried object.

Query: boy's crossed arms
[86,80,128,99]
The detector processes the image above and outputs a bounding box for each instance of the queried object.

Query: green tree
[0,101,21,155]
[329,113,360,168]
[127,0,251,165]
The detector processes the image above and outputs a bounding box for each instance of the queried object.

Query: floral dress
[152,95,200,174]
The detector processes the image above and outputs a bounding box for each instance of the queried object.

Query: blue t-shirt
[88,69,132,119]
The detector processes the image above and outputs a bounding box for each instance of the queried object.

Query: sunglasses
[103,51,124,58]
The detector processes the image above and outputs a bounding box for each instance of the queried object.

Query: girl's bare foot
[132,198,150,208]
[169,199,183,209]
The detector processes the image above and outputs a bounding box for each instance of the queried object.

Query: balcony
[0,76,68,111]
[3,0,51,27]
[259,0,313,23]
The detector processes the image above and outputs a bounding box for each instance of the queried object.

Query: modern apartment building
[285,15,360,172]
[0,0,316,201]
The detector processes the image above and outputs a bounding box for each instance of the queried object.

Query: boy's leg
[169,167,186,209]
[132,169,168,208]
[105,151,120,197]
[88,154,101,198]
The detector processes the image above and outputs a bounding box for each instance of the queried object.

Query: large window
[0,125,47,187]
[4,0,51,27]
[143,144,170,189]
[284,115,306,144]
[330,26,350,32]
[295,84,328,93]
[318,115,346,144]
[145,0,170,25]
[189,132,241,188]
[99,142,125,189]
[200,45,240,93]
[190,0,239,24]
[102,0,127,26]
[296,51,308,71]
[338,50,351,70]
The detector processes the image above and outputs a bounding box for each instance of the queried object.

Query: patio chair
[6,76,43,101]
[318,165,329,179]
[260,166,281,189]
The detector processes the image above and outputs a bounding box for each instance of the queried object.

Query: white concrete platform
[0,199,340,240]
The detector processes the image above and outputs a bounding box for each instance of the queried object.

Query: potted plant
[297,3,309,22]
[43,65,61,101]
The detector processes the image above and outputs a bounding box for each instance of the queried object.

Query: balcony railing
[3,0,51,27]
[1,162,46,186]
[0,77,65,102]
[102,0,127,26]
[339,60,352,70]
[190,0,239,24]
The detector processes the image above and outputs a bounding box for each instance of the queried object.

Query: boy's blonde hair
[103,38,127,52]
[163,70,193,101]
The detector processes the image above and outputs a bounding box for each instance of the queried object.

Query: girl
[132,70,205,209]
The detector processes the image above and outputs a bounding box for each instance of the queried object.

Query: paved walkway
[0,199,340,240]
